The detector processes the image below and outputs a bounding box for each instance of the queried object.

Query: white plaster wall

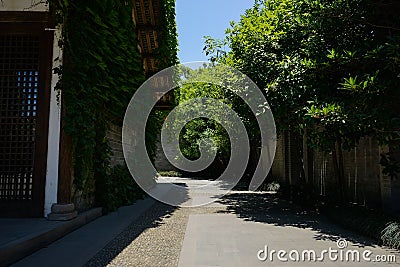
[44,27,62,217]
[0,0,48,11]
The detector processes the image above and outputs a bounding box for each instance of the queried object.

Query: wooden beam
[0,11,48,23]
[136,23,157,31]
[57,89,73,204]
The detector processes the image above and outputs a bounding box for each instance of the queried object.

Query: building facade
[0,0,171,218]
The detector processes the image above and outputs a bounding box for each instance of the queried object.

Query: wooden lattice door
[0,14,53,217]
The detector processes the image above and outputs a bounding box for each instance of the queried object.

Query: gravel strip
[85,201,225,267]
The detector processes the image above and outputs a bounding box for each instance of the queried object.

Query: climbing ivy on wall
[54,0,146,205]
[51,0,137,207]
[156,0,179,68]
[146,0,179,162]
[51,0,178,209]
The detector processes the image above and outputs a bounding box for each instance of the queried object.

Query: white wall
[0,0,48,11]
[44,27,62,217]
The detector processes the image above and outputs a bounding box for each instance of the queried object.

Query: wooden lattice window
[0,34,40,201]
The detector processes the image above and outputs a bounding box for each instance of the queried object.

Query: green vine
[53,0,141,207]
[145,0,180,160]
[52,0,179,210]
[155,0,179,68]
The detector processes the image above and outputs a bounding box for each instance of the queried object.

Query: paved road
[14,177,399,266]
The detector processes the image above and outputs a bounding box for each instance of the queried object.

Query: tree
[205,0,400,202]
[174,63,262,176]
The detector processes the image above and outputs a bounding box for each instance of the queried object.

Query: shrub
[263,181,280,192]
[381,222,400,249]
[96,164,150,213]
[323,204,400,249]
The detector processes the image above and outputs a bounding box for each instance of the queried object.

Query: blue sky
[176,0,254,63]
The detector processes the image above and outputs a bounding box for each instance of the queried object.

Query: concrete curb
[0,207,102,266]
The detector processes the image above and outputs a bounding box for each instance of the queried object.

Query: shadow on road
[216,192,380,248]
[85,183,190,267]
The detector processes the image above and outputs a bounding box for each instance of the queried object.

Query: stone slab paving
[176,184,400,267]
[89,177,399,267]
[11,198,155,267]
[178,213,399,266]
[10,177,399,267]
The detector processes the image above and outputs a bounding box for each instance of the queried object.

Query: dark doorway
[0,12,53,217]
